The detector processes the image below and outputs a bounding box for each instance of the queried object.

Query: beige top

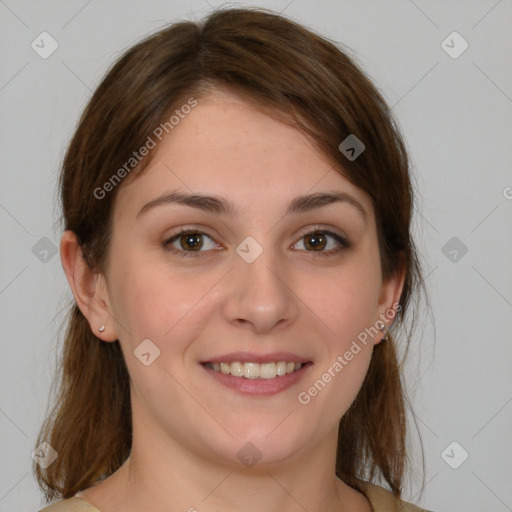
[38,481,433,512]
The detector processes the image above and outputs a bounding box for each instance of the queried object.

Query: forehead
[114,89,373,221]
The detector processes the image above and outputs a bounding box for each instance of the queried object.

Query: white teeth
[205,361,304,379]
[231,361,244,377]
[260,362,276,379]
[276,361,287,376]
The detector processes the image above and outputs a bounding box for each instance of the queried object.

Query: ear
[373,255,406,345]
[60,230,118,342]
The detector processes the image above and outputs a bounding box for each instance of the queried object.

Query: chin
[216,428,308,468]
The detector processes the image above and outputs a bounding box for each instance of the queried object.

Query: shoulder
[357,480,435,512]
[39,497,101,512]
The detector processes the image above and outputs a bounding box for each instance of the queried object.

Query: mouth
[202,361,306,379]
[200,358,312,396]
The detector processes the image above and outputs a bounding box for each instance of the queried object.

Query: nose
[222,243,300,334]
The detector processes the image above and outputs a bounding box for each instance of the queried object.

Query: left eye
[292,230,349,255]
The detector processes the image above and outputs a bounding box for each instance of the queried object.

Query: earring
[377,322,388,342]
[98,325,105,333]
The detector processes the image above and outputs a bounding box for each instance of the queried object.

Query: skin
[61,88,405,512]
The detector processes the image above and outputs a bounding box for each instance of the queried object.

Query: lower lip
[201,363,312,396]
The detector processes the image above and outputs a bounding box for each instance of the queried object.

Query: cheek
[299,333,374,421]
[107,249,221,354]
[303,255,382,340]
[297,251,380,405]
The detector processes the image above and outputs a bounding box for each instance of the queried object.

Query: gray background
[1,1,511,511]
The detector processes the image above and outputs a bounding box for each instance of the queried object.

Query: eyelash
[162,226,351,258]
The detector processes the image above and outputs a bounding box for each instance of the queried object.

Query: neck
[100,417,370,512]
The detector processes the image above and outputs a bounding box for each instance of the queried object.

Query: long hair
[34,6,428,502]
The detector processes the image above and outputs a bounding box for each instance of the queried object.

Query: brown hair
[34,6,428,503]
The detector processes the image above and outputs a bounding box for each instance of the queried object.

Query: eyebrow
[136,190,367,223]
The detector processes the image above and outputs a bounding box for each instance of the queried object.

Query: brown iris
[179,233,203,251]
[303,232,327,251]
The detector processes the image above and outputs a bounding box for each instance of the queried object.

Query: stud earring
[98,325,105,333]
[377,322,388,342]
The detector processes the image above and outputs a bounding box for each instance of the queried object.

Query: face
[99,88,402,468]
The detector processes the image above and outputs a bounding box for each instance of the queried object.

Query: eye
[163,227,350,258]
[292,229,350,256]
[163,229,220,257]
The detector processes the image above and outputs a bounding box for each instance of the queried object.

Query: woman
[35,7,433,512]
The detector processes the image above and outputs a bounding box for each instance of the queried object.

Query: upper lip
[201,352,311,364]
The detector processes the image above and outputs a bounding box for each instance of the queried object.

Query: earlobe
[60,230,117,342]
[375,258,406,343]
